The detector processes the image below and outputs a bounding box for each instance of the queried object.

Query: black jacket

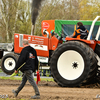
[15,46,38,72]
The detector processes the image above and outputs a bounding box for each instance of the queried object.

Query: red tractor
[1,16,100,87]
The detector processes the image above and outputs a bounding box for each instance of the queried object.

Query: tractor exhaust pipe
[31,25,35,35]
[31,0,43,35]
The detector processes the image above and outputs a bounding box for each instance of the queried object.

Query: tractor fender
[65,37,96,50]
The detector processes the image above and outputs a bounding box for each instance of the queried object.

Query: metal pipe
[43,29,49,38]
[45,30,49,38]
[31,25,35,35]
[87,16,100,40]
[95,26,100,41]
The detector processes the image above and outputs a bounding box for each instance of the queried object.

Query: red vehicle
[1,16,100,87]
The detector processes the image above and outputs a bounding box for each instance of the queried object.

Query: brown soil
[0,79,100,100]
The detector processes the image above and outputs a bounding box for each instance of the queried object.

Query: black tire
[1,53,19,75]
[50,41,97,87]
[94,44,100,83]
[94,44,100,58]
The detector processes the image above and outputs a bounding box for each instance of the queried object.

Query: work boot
[31,94,40,99]
[12,89,18,97]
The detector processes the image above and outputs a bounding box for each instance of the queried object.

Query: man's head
[22,39,29,47]
[77,22,83,28]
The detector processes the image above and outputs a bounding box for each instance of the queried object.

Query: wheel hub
[8,62,13,66]
[4,57,16,71]
[72,62,78,69]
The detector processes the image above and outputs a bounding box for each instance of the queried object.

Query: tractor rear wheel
[1,53,19,75]
[50,41,97,87]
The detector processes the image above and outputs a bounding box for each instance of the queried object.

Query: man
[12,39,40,99]
[72,22,89,39]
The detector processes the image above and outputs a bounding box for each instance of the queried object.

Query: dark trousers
[16,70,40,95]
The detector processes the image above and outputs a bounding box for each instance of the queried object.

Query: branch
[0,4,7,25]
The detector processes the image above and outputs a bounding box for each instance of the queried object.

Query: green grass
[0,76,22,80]
[0,76,54,82]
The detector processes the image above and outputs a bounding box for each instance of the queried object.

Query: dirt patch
[0,79,100,100]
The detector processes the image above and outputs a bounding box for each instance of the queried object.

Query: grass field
[0,76,54,82]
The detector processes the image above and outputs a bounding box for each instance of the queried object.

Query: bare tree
[0,0,22,42]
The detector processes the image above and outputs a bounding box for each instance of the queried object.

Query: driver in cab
[72,22,89,39]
